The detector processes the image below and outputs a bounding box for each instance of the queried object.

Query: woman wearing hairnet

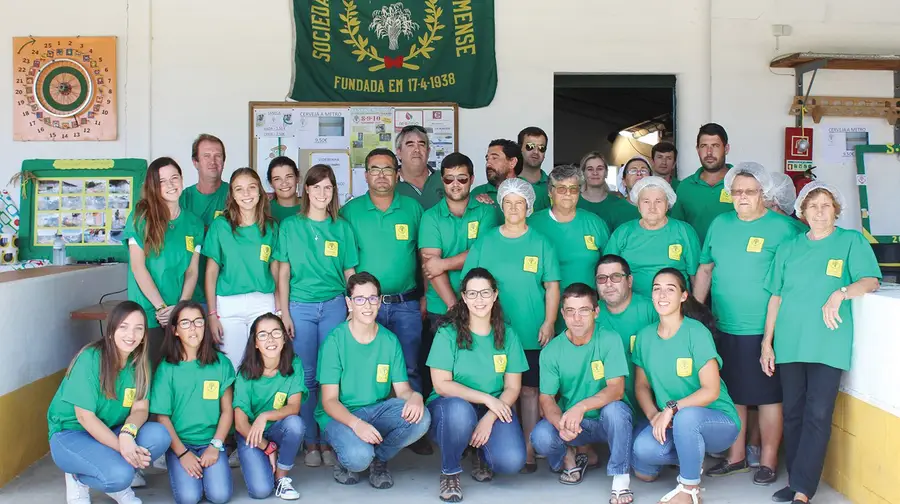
[604,177,700,297]
[530,164,610,334]
[692,162,804,485]
[766,172,808,233]
[761,182,880,504]
[617,155,652,200]
[462,178,561,474]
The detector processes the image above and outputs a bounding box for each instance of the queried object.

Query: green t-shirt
[418,198,501,314]
[47,347,141,439]
[425,324,529,405]
[273,215,359,303]
[340,193,423,295]
[123,212,205,329]
[604,218,700,297]
[670,167,734,245]
[462,227,561,350]
[700,211,801,335]
[233,356,307,430]
[149,352,235,446]
[181,183,230,303]
[633,317,740,427]
[202,217,278,296]
[315,322,408,430]
[577,194,640,233]
[269,200,301,223]
[539,324,630,419]
[669,177,681,192]
[765,227,881,370]
[520,171,551,213]
[397,170,444,210]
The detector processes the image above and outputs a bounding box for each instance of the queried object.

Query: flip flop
[559,454,588,485]
[610,489,634,504]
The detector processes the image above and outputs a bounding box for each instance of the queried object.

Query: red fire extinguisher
[794,166,816,195]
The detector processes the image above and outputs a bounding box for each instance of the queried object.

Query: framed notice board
[855,144,900,244]
[249,101,458,204]
[17,158,147,262]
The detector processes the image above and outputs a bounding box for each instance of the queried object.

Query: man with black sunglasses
[517,126,552,212]
[395,125,445,210]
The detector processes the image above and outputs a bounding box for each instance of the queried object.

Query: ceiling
[554,87,674,139]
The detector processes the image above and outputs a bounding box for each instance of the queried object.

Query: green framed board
[855,144,900,244]
[18,158,147,262]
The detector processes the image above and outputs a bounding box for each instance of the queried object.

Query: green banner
[292,0,497,108]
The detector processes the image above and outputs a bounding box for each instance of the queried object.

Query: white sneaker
[228,450,240,468]
[65,473,91,504]
[130,470,146,488]
[152,455,168,471]
[275,477,300,500]
[106,487,142,504]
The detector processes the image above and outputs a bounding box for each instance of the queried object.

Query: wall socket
[772,24,793,37]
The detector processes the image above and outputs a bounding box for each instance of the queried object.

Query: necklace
[168,208,180,230]
[307,218,319,241]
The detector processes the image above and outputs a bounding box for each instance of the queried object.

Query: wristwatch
[665,400,679,414]
[264,441,278,456]
[840,286,849,300]
[209,438,225,452]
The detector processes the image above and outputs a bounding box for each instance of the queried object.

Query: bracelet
[207,310,219,319]
[120,423,139,438]
[155,303,167,312]
[350,417,361,430]
[177,448,190,459]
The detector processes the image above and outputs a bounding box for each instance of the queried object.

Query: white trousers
[217,292,276,370]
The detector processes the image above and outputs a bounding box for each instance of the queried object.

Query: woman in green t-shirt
[426,268,529,501]
[631,269,740,504]
[124,157,205,362]
[577,152,640,232]
[151,301,236,504]
[760,182,880,504]
[47,301,171,502]
[616,155,652,201]
[267,156,301,223]
[234,313,307,500]
[204,168,282,370]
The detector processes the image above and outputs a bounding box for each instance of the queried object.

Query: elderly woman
[577,152,639,232]
[692,162,803,485]
[530,164,610,333]
[617,155,652,200]
[761,182,880,504]
[766,172,808,234]
[462,178,561,474]
[605,177,700,297]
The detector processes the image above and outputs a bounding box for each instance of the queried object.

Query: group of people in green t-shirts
[46,125,881,504]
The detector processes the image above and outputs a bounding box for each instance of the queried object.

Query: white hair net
[497,178,537,217]
[616,155,652,196]
[767,172,797,214]
[629,175,677,209]
[724,162,775,197]
[794,180,845,219]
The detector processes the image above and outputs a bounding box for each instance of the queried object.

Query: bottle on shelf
[52,233,67,266]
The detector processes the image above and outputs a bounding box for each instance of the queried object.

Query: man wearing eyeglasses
[518,126,552,212]
[395,125,445,210]
[471,139,523,206]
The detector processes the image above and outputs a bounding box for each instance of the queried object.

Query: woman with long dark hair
[267,156,302,223]
[47,301,171,503]
[234,313,306,501]
[426,268,528,501]
[631,268,739,504]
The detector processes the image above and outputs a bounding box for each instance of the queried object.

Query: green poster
[293,0,497,108]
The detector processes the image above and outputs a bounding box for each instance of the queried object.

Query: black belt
[382,289,419,304]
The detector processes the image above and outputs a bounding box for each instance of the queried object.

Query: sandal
[610,489,635,504]
[659,484,700,504]
[559,453,588,485]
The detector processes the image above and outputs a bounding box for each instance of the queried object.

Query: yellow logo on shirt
[630,335,636,353]
[719,189,733,203]
[523,256,539,273]
[395,224,409,240]
[668,244,683,261]
[826,259,844,278]
[122,388,136,408]
[214,210,224,219]
[584,235,598,251]
[202,381,220,400]
[493,354,507,373]
[590,360,605,380]
[273,392,288,410]
[468,221,480,240]
[185,236,195,252]
[747,237,765,253]
[676,358,693,377]
[376,364,390,383]
[260,244,272,262]
[324,240,339,257]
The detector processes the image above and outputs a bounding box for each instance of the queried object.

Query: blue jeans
[632,406,739,485]
[375,299,423,392]
[325,398,431,472]
[427,396,526,475]
[236,415,305,499]
[165,444,232,504]
[289,296,347,445]
[531,400,633,475]
[49,422,171,493]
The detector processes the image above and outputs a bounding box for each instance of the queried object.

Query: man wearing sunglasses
[395,125,445,210]
[517,126,552,212]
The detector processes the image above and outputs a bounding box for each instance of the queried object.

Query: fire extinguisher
[794,165,816,195]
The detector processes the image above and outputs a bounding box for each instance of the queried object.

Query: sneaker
[707,458,750,477]
[471,451,494,482]
[228,450,240,468]
[322,449,338,467]
[275,477,301,500]
[368,459,394,489]
[746,445,761,468]
[333,463,360,485]
[130,470,146,488]
[106,487,142,504]
[408,437,434,455]
[439,473,463,502]
[152,456,167,471]
[65,473,91,504]
[304,449,323,467]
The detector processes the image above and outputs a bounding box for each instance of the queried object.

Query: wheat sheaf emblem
[340,0,445,71]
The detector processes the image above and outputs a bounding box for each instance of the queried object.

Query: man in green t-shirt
[470,139,522,205]
[395,125,444,210]
[651,141,680,191]
[531,283,632,495]
[517,126,551,212]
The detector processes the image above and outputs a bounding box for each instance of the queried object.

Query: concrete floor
[0,450,850,504]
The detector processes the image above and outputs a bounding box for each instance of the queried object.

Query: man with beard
[395,125,445,210]
[650,142,680,191]
[518,126,552,212]
[670,123,734,244]
[417,152,501,419]
[471,139,523,205]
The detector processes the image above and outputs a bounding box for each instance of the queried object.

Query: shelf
[771,52,900,72]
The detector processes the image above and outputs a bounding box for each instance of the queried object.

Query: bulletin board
[855,144,900,244]
[17,158,147,262]
[249,101,458,204]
